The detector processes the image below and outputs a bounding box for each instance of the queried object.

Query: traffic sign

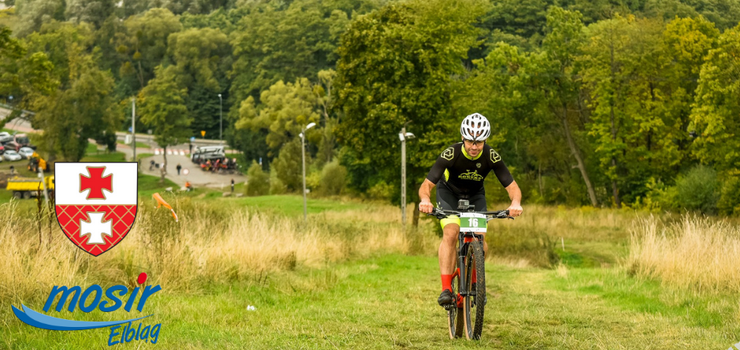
[201,130,206,137]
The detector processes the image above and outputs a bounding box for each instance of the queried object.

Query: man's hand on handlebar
[507,203,523,217]
[419,199,434,214]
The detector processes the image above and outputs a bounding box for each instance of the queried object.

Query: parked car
[0,132,13,143]
[0,144,4,155]
[18,147,34,159]
[3,141,20,152]
[3,150,21,161]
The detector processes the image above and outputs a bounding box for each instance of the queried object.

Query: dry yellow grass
[0,197,439,304]
[627,214,740,293]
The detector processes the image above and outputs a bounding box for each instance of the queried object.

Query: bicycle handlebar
[427,207,514,220]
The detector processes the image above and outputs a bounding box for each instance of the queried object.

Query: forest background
[2,0,740,217]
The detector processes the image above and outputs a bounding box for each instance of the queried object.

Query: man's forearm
[419,179,435,202]
[505,180,522,205]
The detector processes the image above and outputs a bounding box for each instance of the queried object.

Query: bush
[718,177,740,216]
[269,166,287,195]
[367,180,393,200]
[246,161,269,196]
[675,165,720,214]
[320,159,347,196]
[273,139,305,192]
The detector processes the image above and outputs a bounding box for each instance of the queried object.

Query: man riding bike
[418,113,523,307]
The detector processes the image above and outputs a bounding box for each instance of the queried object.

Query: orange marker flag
[152,192,179,222]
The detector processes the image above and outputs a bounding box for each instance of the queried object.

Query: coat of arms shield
[54,162,138,256]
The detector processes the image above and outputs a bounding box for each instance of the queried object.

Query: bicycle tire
[463,241,486,340]
[447,266,464,339]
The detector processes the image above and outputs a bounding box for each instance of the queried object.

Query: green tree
[21,22,121,161]
[246,160,269,196]
[690,25,740,173]
[581,15,672,207]
[335,0,488,214]
[116,8,182,90]
[65,0,116,28]
[14,0,65,37]
[165,27,231,138]
[539,7,598,206]
[0,25,56,118]
[235,78,321,154]
[138,66,190,182]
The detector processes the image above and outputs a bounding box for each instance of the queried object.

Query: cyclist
[417,113,523,307]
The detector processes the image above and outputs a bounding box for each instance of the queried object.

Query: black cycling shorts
[436,181,486,228]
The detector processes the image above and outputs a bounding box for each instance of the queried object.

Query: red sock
[441,274,453,291]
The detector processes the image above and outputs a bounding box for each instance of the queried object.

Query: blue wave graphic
[12,304,152,331]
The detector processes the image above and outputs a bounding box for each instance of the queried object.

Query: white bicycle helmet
[460,113,491,141]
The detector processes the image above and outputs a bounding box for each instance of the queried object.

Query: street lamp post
[132,97,136,166]
[300,122,316,222]
[399,127,415,229]
[218,94,223,143]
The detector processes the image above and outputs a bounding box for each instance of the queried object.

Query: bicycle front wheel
[463,241,486,340]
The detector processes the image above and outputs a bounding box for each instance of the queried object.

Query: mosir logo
[54,162,138,256]
[12,273,162,346]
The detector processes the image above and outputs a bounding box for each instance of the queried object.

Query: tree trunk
[160,145,167,184]
[562,110,598,207]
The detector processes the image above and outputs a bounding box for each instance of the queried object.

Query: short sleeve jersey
[426,143,513,195]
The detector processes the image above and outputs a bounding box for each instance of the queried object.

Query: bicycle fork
[457,232,483,300]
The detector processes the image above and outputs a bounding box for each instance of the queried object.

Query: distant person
[185,181,192,192]
[176,163,182,175]
[149,160,155,171]
[9,165,14,176]
[231,178,235,193]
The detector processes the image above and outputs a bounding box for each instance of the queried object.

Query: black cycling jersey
[426,142,513,196]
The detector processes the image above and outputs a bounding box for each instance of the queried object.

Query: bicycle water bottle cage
[457,199,474,211]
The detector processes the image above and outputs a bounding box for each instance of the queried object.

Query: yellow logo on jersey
[490,149,501,163]
[458,170,483,181]
[441,147,454,161]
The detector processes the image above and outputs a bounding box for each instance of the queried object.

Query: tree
[235,78,321,155]
[22,22,121,162]
[116,8,182,90]
[581,15,674,207]
[690,25,740,172]
[65,0,116,28]
[0,25,56,123]
[539,7,598,206]
[14,0,65,37]
[138,66,190,182]
[165,27,231,138]
[335,0,488,215]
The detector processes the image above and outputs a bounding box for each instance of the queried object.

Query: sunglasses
[463,139,485,147]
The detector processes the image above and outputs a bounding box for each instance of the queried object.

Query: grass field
[3,254,739,349]
[1,192,739,349]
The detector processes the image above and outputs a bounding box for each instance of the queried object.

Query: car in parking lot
[0,132,13,143]
[18,147,34,159]
[0,144,4,155]
[3,141,20,152]
[3,150,22,161]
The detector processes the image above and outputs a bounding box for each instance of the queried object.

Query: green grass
[80,143,127,162]
[230,194,365,216]
[2,254,738,349]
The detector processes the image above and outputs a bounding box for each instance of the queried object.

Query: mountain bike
[428,200,512,340]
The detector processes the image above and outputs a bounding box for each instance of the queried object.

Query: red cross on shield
[54,162,138,256]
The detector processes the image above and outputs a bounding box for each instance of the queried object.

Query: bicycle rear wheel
[463,241,486,340]
[446,267,464,339]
